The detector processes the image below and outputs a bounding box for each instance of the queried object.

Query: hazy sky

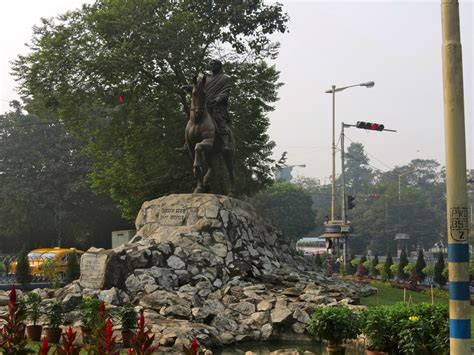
[1,1,472,182]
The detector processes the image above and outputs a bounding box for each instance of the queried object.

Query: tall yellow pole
[331,85,336,221]
[441,1,471,353]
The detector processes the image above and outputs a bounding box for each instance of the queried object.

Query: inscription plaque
[158,207,187,226]
[79,253,108,289]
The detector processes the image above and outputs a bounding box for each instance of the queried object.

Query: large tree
[250,181,315,239]
[13,0,288,219]
[0,102,128,252]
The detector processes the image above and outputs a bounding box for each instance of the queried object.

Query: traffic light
[356,121,385,131]
[347,195,356,209]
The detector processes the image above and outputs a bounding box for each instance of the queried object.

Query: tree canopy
[294,142,448,255]
[250,181,315,239]
[0,102,128,252]
[13,0,289,219]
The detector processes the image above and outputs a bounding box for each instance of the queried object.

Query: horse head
[191,75,207,122]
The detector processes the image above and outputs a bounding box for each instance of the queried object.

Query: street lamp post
[325,81,375,221]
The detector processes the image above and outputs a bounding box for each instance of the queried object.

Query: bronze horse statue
[185,75,235,195]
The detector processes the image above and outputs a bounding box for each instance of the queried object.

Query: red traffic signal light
[356,121,385,131]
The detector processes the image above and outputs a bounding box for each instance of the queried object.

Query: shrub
[371,255,379,276]
[398,250,409,281]
[403,262,416,276]
[361,303,449,354]
[397,303,449,354]
[0,261,6,273]
[422,265,434,284]
[434,253,446,288]
[415,250,426,282]
[15,250,31,289]
[384,253,394,280]
[390,263,399,277]
[308,306,360,346]
[376,263,388,282]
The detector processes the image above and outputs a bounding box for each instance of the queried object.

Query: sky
[0,0,472,183]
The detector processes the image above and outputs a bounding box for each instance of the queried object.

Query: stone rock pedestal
[73,194,375,349]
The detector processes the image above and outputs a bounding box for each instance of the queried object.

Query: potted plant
[361,306,396,354]
[45,300,64,343]
[308,306,360,354]
[24,292,43,341]
[118,303,137,347]
[79,297,101,342]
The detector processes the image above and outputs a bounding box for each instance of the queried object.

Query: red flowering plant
[127,310,156,354]
[0,285,34,354]
[183,337,201,355]
[55,327,82,355]
[38,336,50,355]
[85,301,119,354]
[94,318,118,355]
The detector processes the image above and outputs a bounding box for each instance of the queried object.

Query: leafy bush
[434,253,447,288]
[384,253,394,280]
[390,263,399,276]
[415,250,426,282]
[308,306,360,345]
[15,250,31,289]
[403,262,416,275]
[398,250,409,281]
[361,303,448,354]
[376,263,388,282]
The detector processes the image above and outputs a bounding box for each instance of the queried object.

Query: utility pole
[341,122,347,264]
[331,85,336,221]
[441,0,471,353]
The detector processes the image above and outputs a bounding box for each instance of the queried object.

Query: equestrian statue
[180,59,235,195]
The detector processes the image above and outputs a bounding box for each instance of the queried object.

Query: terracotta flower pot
[122,330,135,348]
[26,325,43,341]
[45,327,62,343]
[326,344,346,354]
[366,350,389,355]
